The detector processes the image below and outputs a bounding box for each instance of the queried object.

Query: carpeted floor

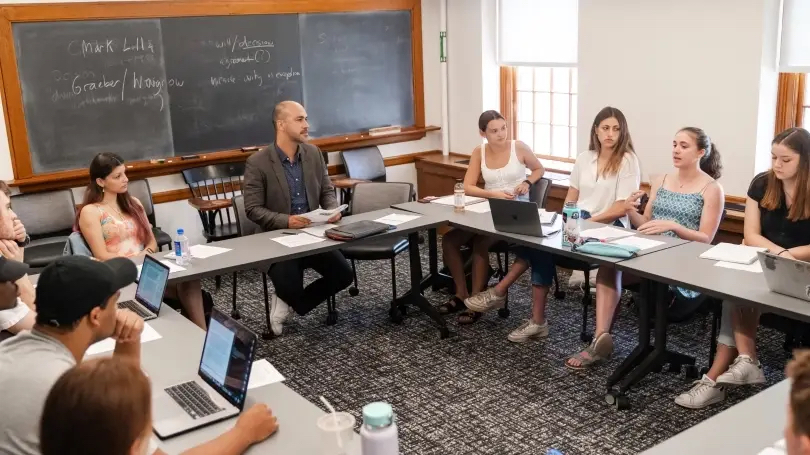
[201,232,789,455]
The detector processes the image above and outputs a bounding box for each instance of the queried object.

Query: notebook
[699,243,768,265]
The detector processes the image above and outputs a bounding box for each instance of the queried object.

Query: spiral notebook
[699,243,768,265]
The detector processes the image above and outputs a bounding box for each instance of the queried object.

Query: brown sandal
[458,310,482,325]
[437,296,465,315]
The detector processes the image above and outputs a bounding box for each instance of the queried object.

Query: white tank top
[480,140,526,192]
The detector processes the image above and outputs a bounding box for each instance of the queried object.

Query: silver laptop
[153,308,258,439]
[490,198,556,237]
[759,251,810,302]
[118,255,169,321]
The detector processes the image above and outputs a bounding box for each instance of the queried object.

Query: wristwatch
[16,234,30,248]
[523,179,532,186]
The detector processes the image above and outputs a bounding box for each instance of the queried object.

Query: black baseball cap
[36,256,137,328]
[0,256,29,282]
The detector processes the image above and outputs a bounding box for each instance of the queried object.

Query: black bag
[325,220,391,241]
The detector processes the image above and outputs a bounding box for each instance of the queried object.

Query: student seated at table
[40,357,279,455]
[566,126,724,370]
[77,153,208,329]
[244,101,352,336]
[564,107,641,288]
[786,350,810,455]
[0,180,36,336]
[675,127,810,409]
[439,110,546,327]
[0,256,33,331]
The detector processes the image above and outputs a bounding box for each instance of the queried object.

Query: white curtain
[779,0,810,72]
[497,0,578,67]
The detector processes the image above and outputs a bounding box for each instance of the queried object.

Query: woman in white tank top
[441,111,555,334]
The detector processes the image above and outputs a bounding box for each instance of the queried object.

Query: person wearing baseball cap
[0,181,36,336]
[0,255,143,455]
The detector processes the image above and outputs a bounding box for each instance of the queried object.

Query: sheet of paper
[579,226,633,241]
[164,244,231,260]
[374,213,421,226]
[610,236,665,251]
[270,233,326,248]
[86,322,161,356]
[247,358,286,389]
[465,201,492,213]
[300,205,348,224]
[541,218,562,236]
[137,260,185,279]
[715,260,763,273]
[431,195,485,206]
[699,242,767,264]
[301,224,338,238]
[757,448,785,455]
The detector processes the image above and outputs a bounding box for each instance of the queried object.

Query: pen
[281,231,298,235]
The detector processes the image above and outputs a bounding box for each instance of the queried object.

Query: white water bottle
[174,228,190,266]
[453,179,465,213]
[360,402,399,455]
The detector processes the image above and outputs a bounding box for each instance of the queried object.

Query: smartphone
[417,196,439,203]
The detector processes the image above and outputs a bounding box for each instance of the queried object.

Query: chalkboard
[13,19,175,173]
[300,11,414,138]
[9,9,416,174]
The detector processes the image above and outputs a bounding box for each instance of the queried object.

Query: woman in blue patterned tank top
[566,127,725,370]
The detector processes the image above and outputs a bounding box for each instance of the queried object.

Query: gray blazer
[244,142,337,231]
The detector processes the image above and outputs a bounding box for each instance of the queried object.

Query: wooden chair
[181,162,245,243]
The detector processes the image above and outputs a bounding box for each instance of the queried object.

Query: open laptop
[758,251,810,302]
[118,255,169,321]
[153,307,258,439]
[490,198,557,237]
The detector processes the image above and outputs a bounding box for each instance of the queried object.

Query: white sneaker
[464,288,506,313]
[269,295,292,336]
[507,320,549,343]
[716,355,766,387]
[674,375,726,409]
[568,270,585,287]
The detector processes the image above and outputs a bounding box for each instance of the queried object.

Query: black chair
[128,179,172,251]
[182,162,245,243]
[12,189,76,270]
[340,182,413,320]
[488,177,554,318]
[341,146,387,182]
[231,195,274,338]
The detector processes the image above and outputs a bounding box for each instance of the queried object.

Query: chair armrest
[330,178,370,189]
[188,198,232,212]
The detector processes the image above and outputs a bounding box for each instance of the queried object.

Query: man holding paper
[244,101,352,336]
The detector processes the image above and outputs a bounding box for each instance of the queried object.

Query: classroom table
[641,379,788,455]
[82,284,361,454]
[158,207,451,338]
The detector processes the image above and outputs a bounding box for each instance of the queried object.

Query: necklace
[103,202,125,221]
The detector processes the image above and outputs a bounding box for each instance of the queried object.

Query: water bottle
[174,228,190,266]
[561,202,581,248]
[360,402,399,455]
[453,179,465,213]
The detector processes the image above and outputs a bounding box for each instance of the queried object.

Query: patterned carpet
[201,232,790,455]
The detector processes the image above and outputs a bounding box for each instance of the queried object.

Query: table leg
[606,278,654,389]
[394,230,449,339]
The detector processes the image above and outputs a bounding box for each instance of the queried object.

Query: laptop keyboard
[165,381,224,420]
[118,300,152,319]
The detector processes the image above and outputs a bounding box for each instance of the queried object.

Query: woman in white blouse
[563,106,642,370]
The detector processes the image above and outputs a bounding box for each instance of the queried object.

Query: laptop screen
[135,256,170,313]
[198,308,257,409]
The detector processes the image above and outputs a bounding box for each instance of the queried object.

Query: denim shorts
[514,247,555,286]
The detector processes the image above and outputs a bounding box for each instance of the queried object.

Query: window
[512,66,577,159]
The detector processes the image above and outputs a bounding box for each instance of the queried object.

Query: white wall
[0,0,444,244]
[578,0,780,196]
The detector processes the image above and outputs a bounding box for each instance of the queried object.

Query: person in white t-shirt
[0,181,36,336]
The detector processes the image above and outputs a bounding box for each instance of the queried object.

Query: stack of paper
[300,205,348,224]
[165,244,231,260]
[375,213,421,226]
[271,233,326,248]
[247,359,286,389]
[301,224,338,238]
[539,210,557,225]
[715,260,763,273]
[431,195,486,206]
[699,243,767,265]
[579,226,633,241]
[137,260,185,278]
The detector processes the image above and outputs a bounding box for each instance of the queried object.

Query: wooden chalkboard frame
[0,0,433,192]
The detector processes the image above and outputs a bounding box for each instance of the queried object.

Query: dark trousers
[269,250,353,316]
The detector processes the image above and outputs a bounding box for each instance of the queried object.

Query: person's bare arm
[16,276,34,308]
[179,404,279,455]
[132,199,158,253]
[743,197,783,252]
[112,308,144,364]
[669,182,725,243]
[462,147,491,198]
[589,201,628,224]
[563,187,579,205]
[591,154,641,224]
[630,175,663,228]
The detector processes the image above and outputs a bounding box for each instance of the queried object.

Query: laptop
[758,251,810,302]
[118,255,169,321]
[489,198,558,237]
[152,307,258,439]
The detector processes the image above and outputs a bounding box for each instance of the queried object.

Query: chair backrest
[62,231,93,257]
[349,182,413,215]
[11,189,76,238]
[127,179,157,226]
[181,162,246,228]
[340,147,386,182]
[232,195,261,237]
[529,177,552,208]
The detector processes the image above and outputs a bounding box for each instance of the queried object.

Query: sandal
[565,333,614,371]
[458,310,482,325]
[437,296,465,315]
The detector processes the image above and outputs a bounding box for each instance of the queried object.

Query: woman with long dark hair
[76,153,207,329]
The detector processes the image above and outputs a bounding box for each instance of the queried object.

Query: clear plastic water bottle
[360,402,399,455]
[174,228,190,266]
[453,179,465,213]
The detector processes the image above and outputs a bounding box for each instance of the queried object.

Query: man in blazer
[244,101,352,336]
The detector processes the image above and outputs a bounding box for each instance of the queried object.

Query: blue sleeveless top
[651,177,710,299]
